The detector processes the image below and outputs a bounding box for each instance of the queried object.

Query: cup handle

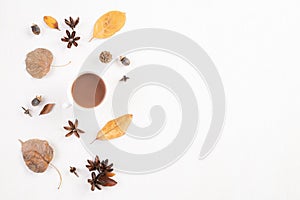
[62,102,72,109]
[63,79,75,109]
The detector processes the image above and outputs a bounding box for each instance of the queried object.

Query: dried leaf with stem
[91,114,133,144]
[89,11,126,41]
[43,16,60,30]
[25,48,71,79]
[19,139,62,189]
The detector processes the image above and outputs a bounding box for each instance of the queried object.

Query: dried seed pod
[19,139,62,189]
[99,51,112,63]
[31,24,40,35]
[25,48,53,79]
[91,114,133,143]
[39,103,55,115]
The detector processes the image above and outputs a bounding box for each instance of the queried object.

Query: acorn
[31,24,41,35]
[120,56,130,66]
[31,96,42,106]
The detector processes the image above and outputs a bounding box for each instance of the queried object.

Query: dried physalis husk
[19,139,62,189]
[39,103,55,115]
[89,11,126,41]
[43,16,60,30]
[91,114,133,143]
[25,48,53,79]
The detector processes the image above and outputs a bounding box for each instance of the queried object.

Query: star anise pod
[88,172,102,191]
[64,17,79,30]
[86,155,101,171]
[86,155,117,191]
[61,30,80,48]
[100,159,114,174]
[64,119,85,138]
[87,172,117,191]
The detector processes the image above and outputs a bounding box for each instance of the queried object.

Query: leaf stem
[90,138,97,144]
[88,37,94,42]
[52,61,71,67]
[49,163,62,189]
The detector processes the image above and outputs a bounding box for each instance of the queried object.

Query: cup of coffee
[69,73,106,109]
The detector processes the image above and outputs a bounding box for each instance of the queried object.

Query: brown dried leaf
[19,139,62,189]
[91,114,132,143]
[25,48,53,79]
[39,103,55,115]
[90,11,126,41]
[43,16,60,30]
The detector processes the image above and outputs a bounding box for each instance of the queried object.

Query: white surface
[1,0,300,199]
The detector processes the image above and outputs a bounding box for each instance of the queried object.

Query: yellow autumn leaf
[89,11,126,41]
[91,114,133,143]
[43,16,60,30]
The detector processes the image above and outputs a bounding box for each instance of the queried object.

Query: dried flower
[99,159,114,174]
[64,17,79,30]
[61,30,80,48]
[120,56,130,66]
[86,155,101,171]
[64,119,85,138]
[39,103,55,115]
[88,172,102,191]
[70,166,79,177]
[99,51,112,63]
[22,107,32,117]
[120,75,129,82]
[86,155,117,191]
[31,24,40,35]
